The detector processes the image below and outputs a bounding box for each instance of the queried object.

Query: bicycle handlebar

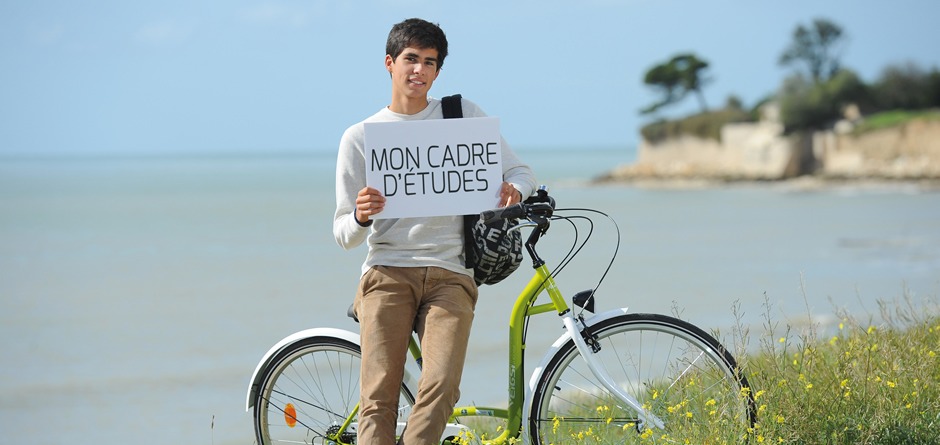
[481,203,526,224]
[480,186,555,225]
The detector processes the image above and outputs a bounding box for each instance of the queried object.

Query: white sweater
[333,97,537,277]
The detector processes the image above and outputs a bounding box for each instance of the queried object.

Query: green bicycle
[246,187,757,444]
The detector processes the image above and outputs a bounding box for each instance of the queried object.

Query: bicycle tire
[253,336,416,445]
[529,313,756,444]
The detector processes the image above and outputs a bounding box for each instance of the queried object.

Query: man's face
[386,46,440,101]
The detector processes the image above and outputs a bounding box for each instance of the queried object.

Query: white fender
[521,307,629,442]
[246,328,423,412]
[246,327,361,411]
[246,328,465,442]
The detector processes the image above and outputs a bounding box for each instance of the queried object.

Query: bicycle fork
[560,312,667,431]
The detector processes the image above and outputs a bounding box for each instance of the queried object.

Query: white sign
[364,117,502,219]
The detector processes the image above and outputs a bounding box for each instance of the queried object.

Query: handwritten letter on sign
[364,117,502,219]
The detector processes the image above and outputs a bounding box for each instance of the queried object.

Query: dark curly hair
[386,18,448,70]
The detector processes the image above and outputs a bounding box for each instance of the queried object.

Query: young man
[333,18,536,445]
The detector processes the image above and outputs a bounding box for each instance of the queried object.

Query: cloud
[135,19,195,47]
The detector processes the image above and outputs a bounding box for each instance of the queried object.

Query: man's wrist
[355,210,373,227]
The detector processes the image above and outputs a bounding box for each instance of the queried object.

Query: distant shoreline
[592,169,940,191]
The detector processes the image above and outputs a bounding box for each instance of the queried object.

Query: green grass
[852,109,940,135]
[641,108,754,144]
[740,294,940,444]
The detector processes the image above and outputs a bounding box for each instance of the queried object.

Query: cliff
[819,117,940,179]
[598,106,940,184]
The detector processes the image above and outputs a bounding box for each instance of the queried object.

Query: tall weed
[744,289,940,444]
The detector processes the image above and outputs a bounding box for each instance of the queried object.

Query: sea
[2,146,939,445]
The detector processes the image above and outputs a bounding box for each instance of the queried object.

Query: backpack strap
[441,94,463,119]
[440,94,481,271]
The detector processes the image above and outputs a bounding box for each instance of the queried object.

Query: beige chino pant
[354,266,478,445]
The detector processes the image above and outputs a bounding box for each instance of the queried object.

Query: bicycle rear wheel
[530,313,755,444]
[253,336,416,445]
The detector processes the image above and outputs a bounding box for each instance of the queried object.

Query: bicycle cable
[550,207,622,317]
[546,214,589,278]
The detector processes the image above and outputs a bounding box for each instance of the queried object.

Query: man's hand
[497,182,522,208]
[355,187,386,223]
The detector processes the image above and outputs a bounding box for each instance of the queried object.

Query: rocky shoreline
[592,170,940,191]
[597,109,940,189]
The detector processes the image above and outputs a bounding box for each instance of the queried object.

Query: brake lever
[510,221,540,232]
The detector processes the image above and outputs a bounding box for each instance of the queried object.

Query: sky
[2,0,939,157]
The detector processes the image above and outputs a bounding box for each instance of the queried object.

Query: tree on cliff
[779,18,846,84]
[641,53,712,114]
[872,62,940,111]
[778,69,868,132]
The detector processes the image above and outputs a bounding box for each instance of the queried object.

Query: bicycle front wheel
[530,313,755,444]
[253,336,416,445]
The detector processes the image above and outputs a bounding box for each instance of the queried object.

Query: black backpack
[441,94,524,286]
